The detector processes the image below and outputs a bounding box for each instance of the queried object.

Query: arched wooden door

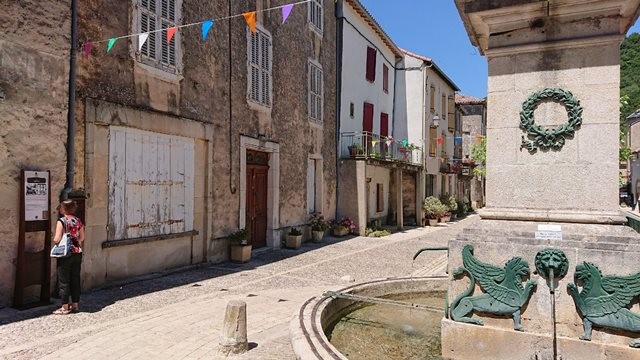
[246,150,269,248]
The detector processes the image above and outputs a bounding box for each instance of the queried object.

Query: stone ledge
[101,230,199,249]
[478,208,627,225]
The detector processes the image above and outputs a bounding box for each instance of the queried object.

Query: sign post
[13,170,52,309]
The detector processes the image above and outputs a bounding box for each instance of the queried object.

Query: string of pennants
[367,135,485,148]
[82,0,310,58]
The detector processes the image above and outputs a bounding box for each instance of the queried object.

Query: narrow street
[0,216,477,360]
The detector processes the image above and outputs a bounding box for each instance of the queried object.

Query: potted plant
[309,214,328,243]
[332,217,355,237]
[286,227,303,249]
[422,196,446,226]
[348,143,364,157]
[440,193,458,222]
[228,227,251,263]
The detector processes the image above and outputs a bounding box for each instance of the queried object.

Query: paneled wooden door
[246,150,269,248]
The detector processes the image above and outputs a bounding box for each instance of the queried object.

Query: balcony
[340,132,423,166]
[440,158,475,175]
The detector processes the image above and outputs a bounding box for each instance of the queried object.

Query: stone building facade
[0,0,336,306]
[0,0,71,307]
[455,94,486,208]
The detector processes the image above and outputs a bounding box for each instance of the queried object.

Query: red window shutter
[383,64,389,93]
[363,103,374,132]
[380,112,389,137]
[366,47,376,82]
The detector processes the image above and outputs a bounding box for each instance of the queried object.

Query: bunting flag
[282,4,294,24]
[167,27,177,43]
[454,136,462,143]
[386,140,392,147]
[138,33,149,51]
[83,42,92,58]
[85,0,309,57]
[244,11,257,33]
[437,137,443,145]
[202,20,214,40]
[371,140,378,147]
[401,139,408,147]
[476,135,484,142]
[107,38,117,53]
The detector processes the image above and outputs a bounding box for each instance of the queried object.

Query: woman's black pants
[57,253,82,303]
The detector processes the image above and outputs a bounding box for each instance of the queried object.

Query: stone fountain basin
[290,276,448,360]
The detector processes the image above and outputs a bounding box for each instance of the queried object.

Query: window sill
[309,119,323,129]
[134,61,183,83]
[247,99,272,113]
[102,230,199,249]
[308,23,323,38]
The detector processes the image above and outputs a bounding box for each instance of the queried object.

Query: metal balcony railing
[340,132,423,166]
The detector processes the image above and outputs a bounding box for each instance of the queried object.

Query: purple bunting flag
[282,4,294,24]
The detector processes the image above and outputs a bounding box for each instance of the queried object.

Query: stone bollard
[218,300,248,356]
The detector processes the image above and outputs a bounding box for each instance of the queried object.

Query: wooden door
[363,102,374,154]
[246,150,269,248]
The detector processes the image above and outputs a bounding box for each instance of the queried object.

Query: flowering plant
[332,217,356,233]
[309,214,329,231]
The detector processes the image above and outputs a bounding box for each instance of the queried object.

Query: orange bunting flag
[243,11,257,33]
[167,27,177,43]
[437,137,443,145]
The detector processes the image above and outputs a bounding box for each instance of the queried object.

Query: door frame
[239,136,280,248]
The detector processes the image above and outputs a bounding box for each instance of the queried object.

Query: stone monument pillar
[441,1,640,359]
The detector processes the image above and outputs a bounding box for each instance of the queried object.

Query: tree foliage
[620,33,640,162]
[621,33,640,133]
[471,137,486,177]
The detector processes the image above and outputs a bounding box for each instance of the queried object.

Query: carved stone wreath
[520,88,583,153]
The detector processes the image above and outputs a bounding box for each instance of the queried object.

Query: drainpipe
[61,0,78,201]
[335,0,344,219]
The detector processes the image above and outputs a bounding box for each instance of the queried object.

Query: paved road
[0,215,477,360]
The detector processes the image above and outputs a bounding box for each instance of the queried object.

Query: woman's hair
[60,200,77,215]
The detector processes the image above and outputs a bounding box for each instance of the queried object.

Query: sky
[360,0,640,99]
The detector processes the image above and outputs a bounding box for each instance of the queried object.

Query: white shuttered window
[137,0,179,70]
[308,61,323,123]
[308,0,323,34]
[248,27,272,107]
[108,127,194,240]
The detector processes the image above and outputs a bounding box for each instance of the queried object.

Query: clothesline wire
[90,0,311,44]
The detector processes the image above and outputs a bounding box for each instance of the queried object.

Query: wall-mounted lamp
[431,114,440,128]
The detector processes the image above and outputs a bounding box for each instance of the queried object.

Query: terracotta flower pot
[427,218,438,226]
[333,225,349,237]
[286,235,302,249]
[230,244,252,263]
[312,230,325,243]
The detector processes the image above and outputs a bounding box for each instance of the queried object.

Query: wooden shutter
[363,103,374,133]
[307,160,316,213]
[430,86,435,112]
[441,94,447,120]
[140,12,156,59]
[448,96,455,131]
[429,127,437,157]
[366,47,376,82]
[380,113,389,137]
[249,31,260,102]
[383,64,389,93]
[376,183,384,212]
[260,32,271,105]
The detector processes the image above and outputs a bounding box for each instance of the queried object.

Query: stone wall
[0,0,70,307]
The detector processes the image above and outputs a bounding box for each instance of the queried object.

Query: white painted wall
[339,4,397,139]
[394,55,424,158]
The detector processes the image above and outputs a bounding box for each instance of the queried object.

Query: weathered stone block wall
[0,0,70,306]
[485,44,620,219]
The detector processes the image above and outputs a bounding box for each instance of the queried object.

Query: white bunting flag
[138,32,149,51]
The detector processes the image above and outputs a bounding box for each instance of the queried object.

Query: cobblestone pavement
[0,216,478,360]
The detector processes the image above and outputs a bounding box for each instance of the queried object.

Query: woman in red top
[52,200,85,315]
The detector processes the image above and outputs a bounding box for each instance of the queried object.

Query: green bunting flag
[107,38,117,53]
